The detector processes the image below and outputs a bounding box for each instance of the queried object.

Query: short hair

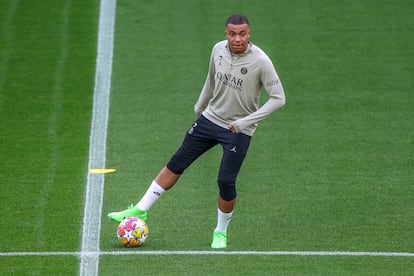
[226,14,250,26]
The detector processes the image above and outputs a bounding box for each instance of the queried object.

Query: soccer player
[108,14,286,249]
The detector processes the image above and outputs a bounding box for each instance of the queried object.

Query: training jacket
[194,40,286,136]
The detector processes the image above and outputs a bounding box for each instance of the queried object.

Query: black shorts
[167,115,251,200]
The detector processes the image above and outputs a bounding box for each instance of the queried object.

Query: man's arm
[194,50,216,118]
[231,57,285,133]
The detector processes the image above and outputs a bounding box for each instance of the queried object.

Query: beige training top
[194,40,286,136]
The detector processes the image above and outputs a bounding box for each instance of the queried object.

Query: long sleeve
[194,51,215,118]
[231,56,285,133]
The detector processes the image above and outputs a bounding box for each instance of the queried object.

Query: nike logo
[230,146,237,153]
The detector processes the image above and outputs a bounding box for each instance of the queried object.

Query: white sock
[214,208,233,233]
[136,181,166,211]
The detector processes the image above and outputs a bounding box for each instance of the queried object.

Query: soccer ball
[117,217,149,247]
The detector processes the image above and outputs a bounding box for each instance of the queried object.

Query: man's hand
[228,124,236,133]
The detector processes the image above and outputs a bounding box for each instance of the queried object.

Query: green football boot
[210,231,227,249]
[107,204,147,223]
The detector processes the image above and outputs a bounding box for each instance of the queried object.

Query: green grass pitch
[1,0,413,275]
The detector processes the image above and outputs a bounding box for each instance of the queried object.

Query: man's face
[225,23,251,54]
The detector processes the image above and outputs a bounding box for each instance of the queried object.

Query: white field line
[1,251,414,258]
[79,0,116,276]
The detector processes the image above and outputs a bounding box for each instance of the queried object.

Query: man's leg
[155,166,181,190]
[218,196,236,213]
[211,198,236,249]
[211,131,251,249]
[107,166,180,223]
[108,116,216,223]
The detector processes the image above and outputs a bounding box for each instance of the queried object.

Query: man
[108,14,285,249]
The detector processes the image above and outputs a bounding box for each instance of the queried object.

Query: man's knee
[218,177,237,201]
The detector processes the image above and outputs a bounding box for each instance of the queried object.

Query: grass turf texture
[0,0,97,274]
[1,0,414,275]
